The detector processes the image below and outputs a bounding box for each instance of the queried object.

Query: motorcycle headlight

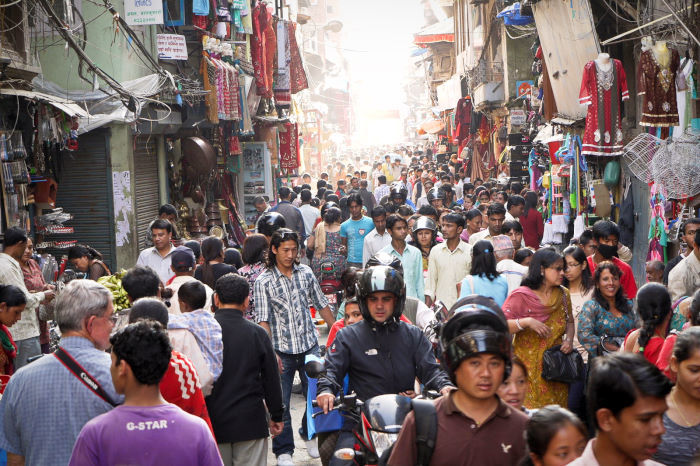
[370,431,399,457]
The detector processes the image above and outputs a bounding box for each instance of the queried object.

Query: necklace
[670,389,700,427]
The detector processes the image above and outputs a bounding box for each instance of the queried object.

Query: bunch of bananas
[97,270,130,311]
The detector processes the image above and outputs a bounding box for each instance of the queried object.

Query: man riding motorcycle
[317,265,452,465]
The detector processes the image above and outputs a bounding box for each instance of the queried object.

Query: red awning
[414,18,454,46]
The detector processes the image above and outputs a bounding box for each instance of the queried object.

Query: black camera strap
[54,347,117,407]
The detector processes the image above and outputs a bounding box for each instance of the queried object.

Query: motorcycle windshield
[362,395,412,433]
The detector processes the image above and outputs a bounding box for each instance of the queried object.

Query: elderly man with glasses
[0,280,123,466]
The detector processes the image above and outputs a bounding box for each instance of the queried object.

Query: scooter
[306,357,440,465]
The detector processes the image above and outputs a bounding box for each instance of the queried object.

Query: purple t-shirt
[69,404,223,466]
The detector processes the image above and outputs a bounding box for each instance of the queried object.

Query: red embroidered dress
[638,48,680,127]
[579,59,629,156]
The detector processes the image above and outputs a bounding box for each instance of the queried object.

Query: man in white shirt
[493,235,528,295]
[426,213,472,309]
[469,203,506,245]
[504,195,525,221]
[165,247,213,314]
[362,206,391,266]
[668,229,700,301]
[298,189,320,237]
[136,219,176,284]
[0,227,55,368]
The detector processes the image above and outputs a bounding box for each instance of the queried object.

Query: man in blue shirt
[0,280,123,466]
[340,193,375,268]
[380,214,424,300]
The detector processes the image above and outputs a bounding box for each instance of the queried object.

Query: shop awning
[414,18,454,46]
[0,88,89,118]
[418,119,445,134]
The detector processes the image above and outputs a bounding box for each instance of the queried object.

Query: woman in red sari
[622,283,673,364]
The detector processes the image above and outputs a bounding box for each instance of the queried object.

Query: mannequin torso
[652,41,671,68]
[595,53,612,72]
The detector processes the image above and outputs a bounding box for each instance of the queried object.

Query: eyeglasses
[565,262,582,269]
[548,266,564,272]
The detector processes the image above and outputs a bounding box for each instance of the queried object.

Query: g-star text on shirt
[126,420,169,431]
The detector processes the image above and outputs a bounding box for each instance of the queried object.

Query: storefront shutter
[46,129,116,271]
[133,136,160,251]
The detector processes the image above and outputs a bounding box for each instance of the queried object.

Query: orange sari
[505,286,571,408]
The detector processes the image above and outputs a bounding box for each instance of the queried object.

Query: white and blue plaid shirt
[254,264,328,355]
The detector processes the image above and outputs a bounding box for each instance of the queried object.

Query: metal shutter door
[47,130,116,270]
[133,136,160,251]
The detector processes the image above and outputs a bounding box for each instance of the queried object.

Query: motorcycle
[318,260,343,317]
[306,357,439,465]
[422,300,449,359]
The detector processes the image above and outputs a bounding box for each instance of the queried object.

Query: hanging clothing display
[201,54,220,124]
[287,22,308,94]
[578,59,629,156]
[279,122,300,170]
[251,3,275,98]
[673,57,695,137]
[454,97,472,144]
[273,19,292,108]
[638,47,680,127]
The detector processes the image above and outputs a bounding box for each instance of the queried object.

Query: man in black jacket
[206,273,284,464]
[316,266,453,465]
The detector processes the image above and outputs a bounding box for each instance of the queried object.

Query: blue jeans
[568,363,588,424]
[274,344,319,457]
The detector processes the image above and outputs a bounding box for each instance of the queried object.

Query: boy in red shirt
[586,220,638,299]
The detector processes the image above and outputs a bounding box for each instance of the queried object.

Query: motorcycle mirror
[334,449,356,461]
[304,354,326,379]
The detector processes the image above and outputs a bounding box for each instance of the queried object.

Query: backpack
[378,398,437,466]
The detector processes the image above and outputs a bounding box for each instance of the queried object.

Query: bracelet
[515,319,524,331]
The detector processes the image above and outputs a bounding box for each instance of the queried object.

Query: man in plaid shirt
[254,228,335,465]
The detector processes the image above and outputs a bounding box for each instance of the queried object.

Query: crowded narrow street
[0,0,699,465]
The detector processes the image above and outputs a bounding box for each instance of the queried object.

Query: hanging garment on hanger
[638,48,680,127]
[619,176,635,248]
[287,22,308,94]
[579,59,629,156]
[673,57,695,137]
[273,19,291,108]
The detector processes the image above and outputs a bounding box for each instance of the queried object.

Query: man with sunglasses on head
[254,229,336,466]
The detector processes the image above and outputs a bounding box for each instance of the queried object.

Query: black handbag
[597,335,625,357]
[541,345,584,384]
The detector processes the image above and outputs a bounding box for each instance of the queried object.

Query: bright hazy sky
[336,0,425,143]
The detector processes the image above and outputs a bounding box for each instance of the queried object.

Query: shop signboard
[510,109,526,126]
[124,0,164,26]
[156,34,188,60]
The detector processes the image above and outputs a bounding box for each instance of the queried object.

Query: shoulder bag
[54,347,118,406]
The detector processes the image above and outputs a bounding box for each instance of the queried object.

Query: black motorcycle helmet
[439,295,512,383]
[365,251,404,275]
[426,187,445,203]
[256,211,286,237]
[390,183,408,203]
[355,265,406,327]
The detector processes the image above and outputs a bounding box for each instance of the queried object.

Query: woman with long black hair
[67,244,111,280]
[194,236,237,289]
[520,191,544,249]
[576,261,635,359]
[457,240,509,306]
[622,283,673,364]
